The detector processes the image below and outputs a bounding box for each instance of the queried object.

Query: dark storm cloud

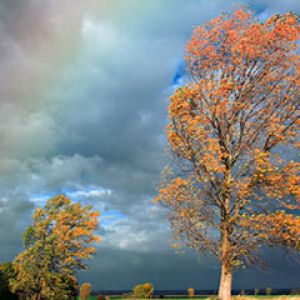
[81,249,219,290]
[0,192,34,261]
[0,0,299,290]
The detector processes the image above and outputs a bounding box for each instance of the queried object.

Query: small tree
[10,195,100,300]
[265,287,272,296]
[156,7,299,300]
[133,283,154,299]
[188,287,195,298]
[80,282,92,300]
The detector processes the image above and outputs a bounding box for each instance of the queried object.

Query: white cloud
[67,188,112,198]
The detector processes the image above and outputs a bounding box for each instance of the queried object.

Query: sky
[0,0,299,291]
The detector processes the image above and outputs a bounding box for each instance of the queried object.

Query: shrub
[133,282,154,298]
[291,289,300,295]
[187,288,195,298]
[122,293,132,298]
[0,262,18,300]
[80,282,92,300]
[266,287,272,296]
[239,289,245,296]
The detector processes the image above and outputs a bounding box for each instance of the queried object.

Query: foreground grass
[232,297,300,300]
[76,297,300,300]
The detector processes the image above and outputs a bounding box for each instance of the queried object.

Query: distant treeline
[87,289,300,296]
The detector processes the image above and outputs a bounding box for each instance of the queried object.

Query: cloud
[0,0,299,290]
[248,0,300,17]
[67,188,112,199]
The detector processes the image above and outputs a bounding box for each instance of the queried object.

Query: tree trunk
[218,163,233,300]
[218,261,232,300]
[218,223,232,300]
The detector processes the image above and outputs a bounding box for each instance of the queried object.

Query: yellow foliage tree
[187,287,195,298]
[79,282,92,300]
[133,282,154,299]
[10,195,100,300]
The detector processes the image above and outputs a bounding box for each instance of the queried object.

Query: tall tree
[155,8,299,300]
[10,195,100,300]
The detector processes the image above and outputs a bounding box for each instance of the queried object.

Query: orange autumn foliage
[155,7,299,300]
[80,282,92,300]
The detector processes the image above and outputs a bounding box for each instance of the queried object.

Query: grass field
[76,297,300,300]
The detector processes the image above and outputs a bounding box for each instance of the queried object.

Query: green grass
[76,297,299,300]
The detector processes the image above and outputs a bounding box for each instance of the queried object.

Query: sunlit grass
[76,297,300,300]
